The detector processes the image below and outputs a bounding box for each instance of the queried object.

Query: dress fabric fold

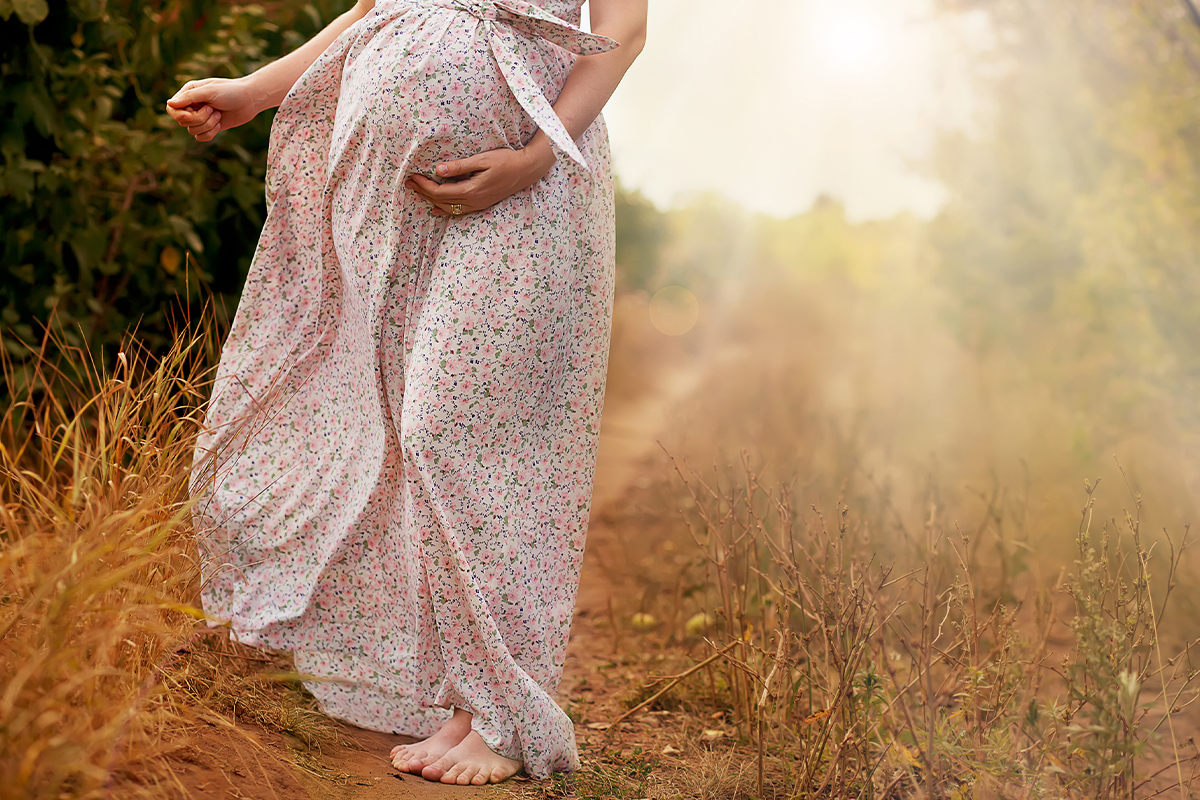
[190,0,615,777]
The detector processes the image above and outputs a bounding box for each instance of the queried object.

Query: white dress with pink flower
[191,0,615,778]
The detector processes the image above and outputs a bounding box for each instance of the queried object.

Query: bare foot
[421,730,522,785]
[390,709,472,773]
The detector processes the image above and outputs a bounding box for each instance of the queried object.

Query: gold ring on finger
[449,203,462,216]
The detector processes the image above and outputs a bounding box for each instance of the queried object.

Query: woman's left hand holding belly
[406,137,557,217]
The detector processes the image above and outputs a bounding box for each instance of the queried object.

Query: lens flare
[649,286,700,336]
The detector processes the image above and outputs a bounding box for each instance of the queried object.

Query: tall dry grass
[0,324,331,800]
[0,327,209,798]
[598,247,1200,797]
[653,454,1200,799]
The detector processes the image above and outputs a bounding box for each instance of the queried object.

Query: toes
[491,762,520,784]
[422,755,450,781]
[395,747,430,773]
[472,769,488,785]
[442,762,469,785]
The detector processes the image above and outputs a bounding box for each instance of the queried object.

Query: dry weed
[0,322,334,799]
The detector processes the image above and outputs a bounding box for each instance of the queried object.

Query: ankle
[447,707,473,729]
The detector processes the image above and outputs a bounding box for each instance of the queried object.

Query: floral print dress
[191,0,616,778]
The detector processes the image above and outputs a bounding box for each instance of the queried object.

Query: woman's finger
[187,111,222,138]
[165,81,198,109]
[408,174,464,201]
[435,152,490,179]
[406,175,437,194]
[166,79,215,110]
[166,103,203,126]
[188,119,222,142]
[181,104,217,126]
[167,102,219,129]
[408,178,472,208]
[405,181,437,205]
[404,178,476,216]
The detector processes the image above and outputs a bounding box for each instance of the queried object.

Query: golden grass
[0,326,210,798]
[0,324,334,800]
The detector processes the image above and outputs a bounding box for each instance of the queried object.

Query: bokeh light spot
[648,286,700,336]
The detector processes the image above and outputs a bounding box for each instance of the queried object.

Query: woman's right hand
[166,77,261,142]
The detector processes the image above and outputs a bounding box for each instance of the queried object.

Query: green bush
[0,0,347,370]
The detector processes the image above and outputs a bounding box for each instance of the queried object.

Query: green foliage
[614,188,753,297]
[930,0,1200,434]
[614,183,665,293]
[0,0,348,366]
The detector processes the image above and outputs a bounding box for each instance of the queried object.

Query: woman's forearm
[242,1,377,114]
[522,0,647,170]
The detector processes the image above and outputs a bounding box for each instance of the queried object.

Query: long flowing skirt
[190,0,615,777]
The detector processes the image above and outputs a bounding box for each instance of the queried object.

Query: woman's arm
[407,0,647,216]
[166,1,377,141]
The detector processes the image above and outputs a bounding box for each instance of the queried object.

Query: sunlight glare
[814,5,888,74]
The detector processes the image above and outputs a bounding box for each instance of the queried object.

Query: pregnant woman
[167,0,645,785]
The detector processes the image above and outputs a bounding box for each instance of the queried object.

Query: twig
[607,641,739,729]
[1184,0,1200,34]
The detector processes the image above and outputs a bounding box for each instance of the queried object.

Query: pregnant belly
[331,5,573,180]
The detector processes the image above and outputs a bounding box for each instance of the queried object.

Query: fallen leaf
[685,611,716,636]
[702,729,727,740]
[801,708,831,725]
[662,745,683,755]
[630,612,658,629]
[586,722,611,730]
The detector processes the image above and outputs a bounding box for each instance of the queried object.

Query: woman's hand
[166,78,262,142]
[406,140,557,217]
[166,4,374,142]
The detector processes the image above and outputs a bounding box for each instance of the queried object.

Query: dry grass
[593,260,1200,798]
[0,322,335,800]
[655,453,1200,799]
[6,215,1199,800]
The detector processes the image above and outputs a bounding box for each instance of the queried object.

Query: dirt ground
[137,356,706,800]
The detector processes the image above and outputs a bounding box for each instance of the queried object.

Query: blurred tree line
[930,0,1200,452]
[0,0,346,363]
[7,0,1200,499]
[622,0,1200,538]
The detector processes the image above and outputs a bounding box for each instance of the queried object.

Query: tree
[0,0,347,365]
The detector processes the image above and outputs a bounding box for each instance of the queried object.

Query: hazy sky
[599,0,982,221]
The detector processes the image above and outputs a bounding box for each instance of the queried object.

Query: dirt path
[574,361,704,616]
